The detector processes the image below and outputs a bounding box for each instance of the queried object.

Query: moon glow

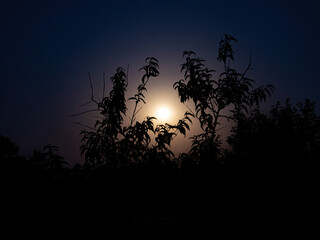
[156,106,171,122]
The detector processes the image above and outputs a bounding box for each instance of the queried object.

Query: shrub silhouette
[0,135,19,160]
[29,144,68,170]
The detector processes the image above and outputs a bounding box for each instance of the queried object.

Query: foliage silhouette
[0,135,19,160]
[224,98,319,232]
[0,136,72,230]
[79,34,274,171]
[79,57,193,169]
[227,98,320,167]
[80,66,128,169]
[174,34,274,167]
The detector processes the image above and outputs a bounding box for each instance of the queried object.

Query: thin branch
[126,65,129,86]
[130,106,143,125]
[216,126,227,132]
[184,103,196,116]
[144,75,150,86]
[88,72,99,105]
[102,71,106,99]
[218,114,232,120]
[74,122,96,131]
[135,106,143,118]
[209,97,219,117]
[79,100,93,107]
[130,102,138,126]
[171,128,180,140]
[129,78,148,126]
[242,50,252,79]
[212,107,222,134]
[89,72,93,99]
[91,116,104,119]
[66,109,99,117]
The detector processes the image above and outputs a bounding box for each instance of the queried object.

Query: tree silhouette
[174,34,274,167]
[224,98,319,232]
[79,57,192,169]
[80,66,128,169]
[78,34,275,171]
[0,135,19,160]
[227,98,320,167]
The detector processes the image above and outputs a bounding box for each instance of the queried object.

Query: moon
[156,106,171,122]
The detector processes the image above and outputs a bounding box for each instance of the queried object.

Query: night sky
[1,0,320,167]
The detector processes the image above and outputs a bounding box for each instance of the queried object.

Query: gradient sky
[1,0,320,166]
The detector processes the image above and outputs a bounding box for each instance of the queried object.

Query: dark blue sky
[1,0,320,166]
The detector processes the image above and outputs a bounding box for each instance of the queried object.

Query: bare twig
[88,72,93,98]
[102,71,106,99]
[91,116,104,119]
[80,100,93,107]
[66,109,99,117]
[130,102,138,126]
[88,72,99,105]
[134,106,143,118]
[74,122,96,131]
[216,126,227,132]
[129,76,148,126]
[130,105,143,125]
[218,114,232,120]
[171,128,180,140]
[242,51,252,79]
[126,65,129,86]
[184,103,196,116]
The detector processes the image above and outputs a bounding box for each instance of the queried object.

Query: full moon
[156,106,171,122]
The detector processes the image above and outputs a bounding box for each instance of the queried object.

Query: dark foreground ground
[2,162,315,236]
